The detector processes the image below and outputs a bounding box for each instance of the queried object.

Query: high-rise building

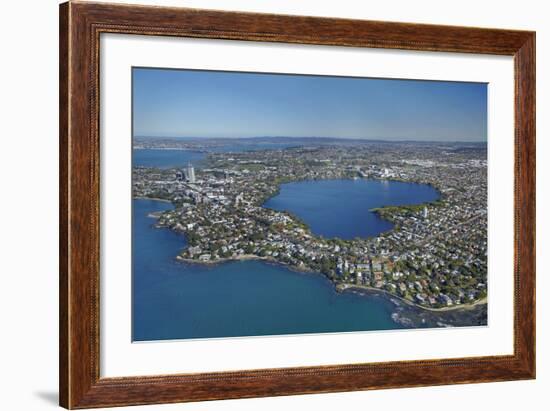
[186,163,196,183]
[423,206,428,219]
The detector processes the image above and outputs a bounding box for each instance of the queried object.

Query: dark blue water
[133,199,404,341]
[133,150,206,168]
[264,179,440,239]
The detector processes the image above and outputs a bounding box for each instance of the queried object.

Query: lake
[264,179,439,239]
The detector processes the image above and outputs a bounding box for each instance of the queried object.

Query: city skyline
[133,67,487,142]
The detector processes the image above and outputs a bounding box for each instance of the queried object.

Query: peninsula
[133,138,487,311]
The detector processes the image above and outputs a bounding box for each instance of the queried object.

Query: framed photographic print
[59,1,535,409]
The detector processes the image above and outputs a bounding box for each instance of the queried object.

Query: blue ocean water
[133,149,206,168]
[132,199,404,341]
[131,148,442,341]
[264,179,440,239]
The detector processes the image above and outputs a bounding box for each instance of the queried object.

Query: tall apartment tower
[186,163,196,183]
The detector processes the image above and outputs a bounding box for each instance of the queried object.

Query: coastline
[176,254,317,274]
[338,283,487,313]
[134,187,484,315]
[176,254,269,264]
[176,252,486,313]
[134,196,173,204]
[133,147,207,153]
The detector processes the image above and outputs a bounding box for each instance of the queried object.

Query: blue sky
[133,67,487,142]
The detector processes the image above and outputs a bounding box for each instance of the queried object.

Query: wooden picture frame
[59,1,535,408]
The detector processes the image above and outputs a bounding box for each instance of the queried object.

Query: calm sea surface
[133,149,206,168]
[133,199,405,341]
[132,149,443,341]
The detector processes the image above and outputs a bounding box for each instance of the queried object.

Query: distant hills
[134,135,487,146]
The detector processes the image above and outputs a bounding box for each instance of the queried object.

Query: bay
[132,199,404,341]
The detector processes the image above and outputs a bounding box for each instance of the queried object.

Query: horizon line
[133,135,488,144]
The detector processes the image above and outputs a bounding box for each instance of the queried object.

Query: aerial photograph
[131,67,488,342]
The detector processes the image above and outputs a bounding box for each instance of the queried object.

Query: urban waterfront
[133,199,403,341]
[138,138,487,311]
[132,143,487,342]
